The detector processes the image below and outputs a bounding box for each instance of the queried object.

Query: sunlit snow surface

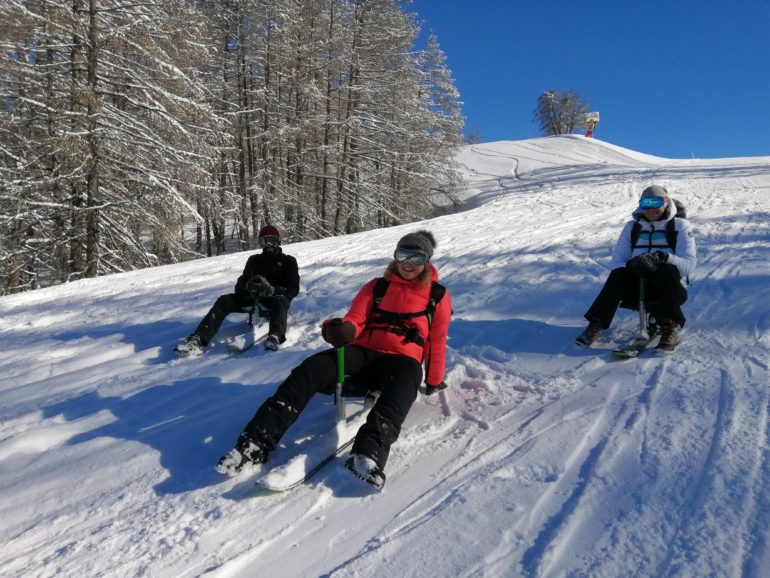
[1,135,769,577]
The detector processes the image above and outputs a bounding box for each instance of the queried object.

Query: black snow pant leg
[194,293,252,345]
[584,267,641,329]
[351,355,423,471]
[241,346,373,452]
[646,263,688,327]
[261,295,290,342]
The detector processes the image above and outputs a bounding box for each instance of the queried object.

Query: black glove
[322,318,356,347]
[654,250,669,264]
[626,253,660,276]
[425,381,448,395]
[246,275,274,299]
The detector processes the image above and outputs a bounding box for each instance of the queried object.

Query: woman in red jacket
[216,230,452,490]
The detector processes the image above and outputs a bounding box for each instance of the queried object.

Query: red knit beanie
[258,225,280,238]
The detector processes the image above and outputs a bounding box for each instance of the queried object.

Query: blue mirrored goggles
[259,235,281,247]
[639,196,667,209]
[393,247,429,266]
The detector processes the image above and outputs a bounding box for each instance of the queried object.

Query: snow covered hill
[1,135,769,577]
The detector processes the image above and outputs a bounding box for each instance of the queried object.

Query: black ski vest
[630,198,687,252]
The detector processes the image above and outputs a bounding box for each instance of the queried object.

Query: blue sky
[406,0,770,159]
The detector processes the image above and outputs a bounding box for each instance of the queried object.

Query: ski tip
[611,350,640,359]
[254,483,286,495]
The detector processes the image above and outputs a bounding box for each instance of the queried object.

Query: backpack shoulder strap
[426,281,447,326]
[665,218,678,250]
[630,219,642,249]
[373,277,446,325]
[372,277,389,305]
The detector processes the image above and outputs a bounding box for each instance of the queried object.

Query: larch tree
[534,88,590,136]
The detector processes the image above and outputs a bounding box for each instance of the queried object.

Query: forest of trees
[0,0,464,293]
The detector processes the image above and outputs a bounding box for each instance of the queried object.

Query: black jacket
[234,249,300,300]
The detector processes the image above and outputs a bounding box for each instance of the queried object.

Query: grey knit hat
[395,230,436,260]
[640,185,668,199]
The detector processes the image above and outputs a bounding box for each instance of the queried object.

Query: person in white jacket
[576,185,697,351]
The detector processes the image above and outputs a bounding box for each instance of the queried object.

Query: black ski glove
[246,275,274,299]
[322,318,356,347]
[626,253,660,276]
[425,381,448,395]
[653,250,669,264]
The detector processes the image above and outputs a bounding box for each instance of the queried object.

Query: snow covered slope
[1,135,769,577]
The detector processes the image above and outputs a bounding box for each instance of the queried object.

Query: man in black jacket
[174,225,300,356]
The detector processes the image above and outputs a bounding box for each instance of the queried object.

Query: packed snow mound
[1,136,770,578]
[455,134,770,208]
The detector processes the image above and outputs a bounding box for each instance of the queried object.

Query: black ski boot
[264,334,280,351]
[345,454,386,491]
[575,322,603,346]
[174,334,203,357]
[215,433,269,476]
[655,320,679,352]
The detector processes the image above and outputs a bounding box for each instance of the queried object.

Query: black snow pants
[241,346,423,470]
[585,263,688,329]
[194,293,290,345]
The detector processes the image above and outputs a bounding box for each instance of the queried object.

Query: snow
[1,135,769,577]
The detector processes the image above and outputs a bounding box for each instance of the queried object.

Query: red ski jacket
[343,264,451,385]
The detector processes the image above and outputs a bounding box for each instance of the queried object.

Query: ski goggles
[393,247,429,266]
[638,196,668,209]
[259,235,281,247]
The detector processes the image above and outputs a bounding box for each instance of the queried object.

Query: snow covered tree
[1,0,464,293]
[534,89,590,136]
[1,0,219,291]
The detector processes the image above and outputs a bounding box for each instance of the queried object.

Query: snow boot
[264,334,280,351]
[215,433,268,476]
[575,322,603,346]
[174,333,203,357]
[655,320,679,352]
[344,454,386,491]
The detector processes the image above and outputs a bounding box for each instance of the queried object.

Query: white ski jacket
[609,202,697,281]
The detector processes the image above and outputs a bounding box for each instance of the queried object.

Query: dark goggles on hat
[639,196,667,209]
[394,247,429,266]
[259,235,281,247]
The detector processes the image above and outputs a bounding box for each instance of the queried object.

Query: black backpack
[630,198,687,251]
[368,277,447,346]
